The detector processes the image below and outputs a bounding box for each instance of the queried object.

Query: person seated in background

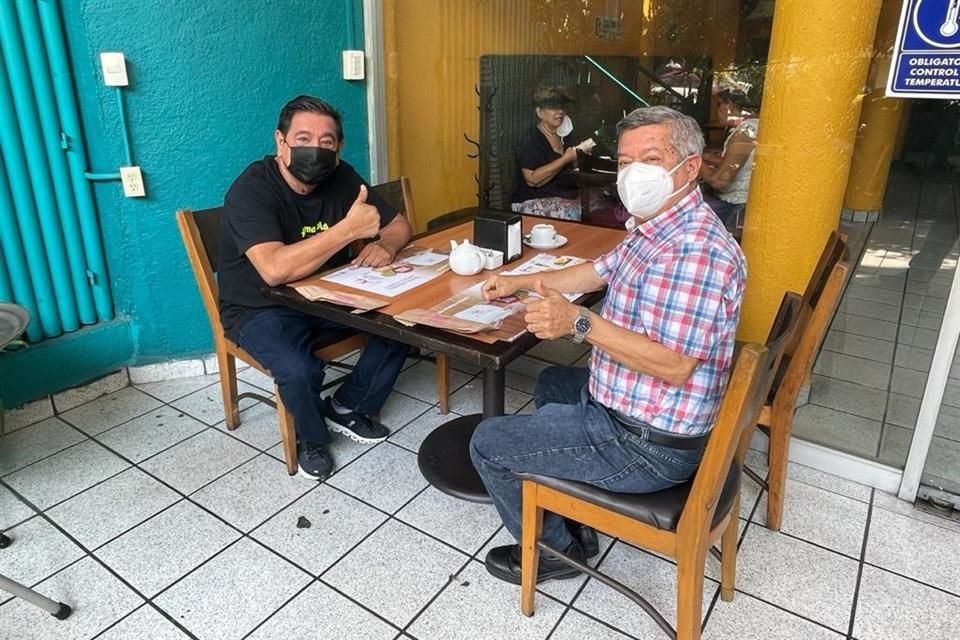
[700,89,759,228]
[471,106,746,584]
[218,95,413,481]
[511,85,596,221]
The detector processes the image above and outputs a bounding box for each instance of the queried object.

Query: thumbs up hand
[344,185,380,240]
[524,279,578,340]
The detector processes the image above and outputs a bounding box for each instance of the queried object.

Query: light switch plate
[99,52,129,87]
[342,50,365,80]
[120,166,146,197]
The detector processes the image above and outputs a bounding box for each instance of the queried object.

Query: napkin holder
[473,212,522,264]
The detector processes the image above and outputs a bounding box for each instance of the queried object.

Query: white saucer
[523,234,568,250]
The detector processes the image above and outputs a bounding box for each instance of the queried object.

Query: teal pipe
[0,160,42,342]
[14,0,96,325]
[0,2,79,332]
[0,60,62,337]
[84,172,121,181]
[114,88,133,166]
[583,56,649,106]
[36,0,114,321]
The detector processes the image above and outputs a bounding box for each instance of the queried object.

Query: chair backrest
[678,291,801,540]
[370,176,415,227]
[771,230,850,413]
[176,207,225,337]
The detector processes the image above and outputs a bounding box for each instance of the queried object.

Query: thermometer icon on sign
[943,0,960,37]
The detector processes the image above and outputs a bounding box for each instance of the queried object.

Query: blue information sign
[887,0,960,98]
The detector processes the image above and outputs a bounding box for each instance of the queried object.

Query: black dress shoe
[484,539,585,585]
[565,519,599,558]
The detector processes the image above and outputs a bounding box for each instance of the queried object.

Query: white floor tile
[574,542,717,639]
[247,581,397,640]
[96,604,191,640]
[96,500,240,597]
[388,407,463,453]
[4,440,130,510]
[379,391,432,430]
[704,591,843,639]
[60,387,162,436]
[0,516,84,588]
[449,380,531,415]
[734,526,858,632]
[866,507,960,594]
[135,374,220,404]
[395,486,502,555]
[47,467,180,549]
[168,380,265,426]
[154,538,311,639]
[251,483,387,575]
[0,417,87,476]
[393,360,473,405]
[192,454,316,532]
[0,484,32,530]
[96,405,208,463]
[327,442,427,513]
[139,428,259,494]
[212,402,283,451]
[53,371,129,413]
[854,565,960,640]
[409,560,565,640]
[323,519,468,627]
[753,480,869,558]
[549,610,633,640]
[0,557,142,640]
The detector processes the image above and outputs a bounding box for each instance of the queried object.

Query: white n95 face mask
[616,157,691,220]
[556,115,573,139]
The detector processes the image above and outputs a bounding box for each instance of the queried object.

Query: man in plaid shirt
[471,106,747,585]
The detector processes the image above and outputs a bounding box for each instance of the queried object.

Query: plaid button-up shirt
[590,188,746,435]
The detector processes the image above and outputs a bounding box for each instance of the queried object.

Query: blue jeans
[235,307,409,446]
[470,366,704,550]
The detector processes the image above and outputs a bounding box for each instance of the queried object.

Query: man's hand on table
[481,274,524,301]
[524,280,578,340]
[352,241,395,267]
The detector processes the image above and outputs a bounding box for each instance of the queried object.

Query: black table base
[416,414,491,503]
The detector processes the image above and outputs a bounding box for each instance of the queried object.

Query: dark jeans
[235,307,409,446]
[470,366,704,550]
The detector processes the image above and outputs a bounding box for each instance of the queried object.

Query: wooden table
[266,210,625,500]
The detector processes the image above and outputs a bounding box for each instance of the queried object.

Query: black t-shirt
[511,128,579,203]
[217,156,397,334]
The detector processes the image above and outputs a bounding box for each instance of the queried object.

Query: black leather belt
[611,411,710,450]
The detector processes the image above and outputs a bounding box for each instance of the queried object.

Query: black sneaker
[323,397,389,444]
[298,442,334,480]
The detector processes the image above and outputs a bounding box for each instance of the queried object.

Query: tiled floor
[794,170,960,492]
[3,349,960,640]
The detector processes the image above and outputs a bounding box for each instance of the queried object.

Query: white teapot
[448,239,485,276]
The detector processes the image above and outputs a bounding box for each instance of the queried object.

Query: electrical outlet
[99,52,129,87]
[342,50,365,80]
[120,166,146,197]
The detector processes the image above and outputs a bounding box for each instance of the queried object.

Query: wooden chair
[177,207,365,475]
[517,292,802,640]
[369,177,450,414]
[747,230,850,530]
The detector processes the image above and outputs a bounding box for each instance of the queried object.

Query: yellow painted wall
[384,0,738,229]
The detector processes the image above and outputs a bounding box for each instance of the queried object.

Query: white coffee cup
[530,224,557,245]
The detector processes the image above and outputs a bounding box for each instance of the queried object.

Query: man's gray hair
[616,106,705,158]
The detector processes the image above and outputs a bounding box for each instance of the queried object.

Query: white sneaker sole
[324,417,388,444]
[297,466,331,481]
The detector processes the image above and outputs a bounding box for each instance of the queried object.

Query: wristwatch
[571,307,592,344]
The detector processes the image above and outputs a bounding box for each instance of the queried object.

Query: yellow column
[738,0,883,342]
[843,0,907,214]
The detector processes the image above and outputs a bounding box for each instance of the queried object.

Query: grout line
[846,489,874,639]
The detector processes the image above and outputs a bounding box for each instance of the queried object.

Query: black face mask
[285,145,338,185]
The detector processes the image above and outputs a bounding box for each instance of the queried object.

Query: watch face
[575,315,591,334]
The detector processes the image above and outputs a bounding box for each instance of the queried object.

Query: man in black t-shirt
[218,95,413,480]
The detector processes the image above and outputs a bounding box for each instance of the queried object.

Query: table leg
[482,367,505,419]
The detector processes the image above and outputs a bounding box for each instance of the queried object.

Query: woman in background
[700,89,759,228]
[511,85,595,220]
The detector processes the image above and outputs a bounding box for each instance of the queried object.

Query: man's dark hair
[276,95,344,141]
